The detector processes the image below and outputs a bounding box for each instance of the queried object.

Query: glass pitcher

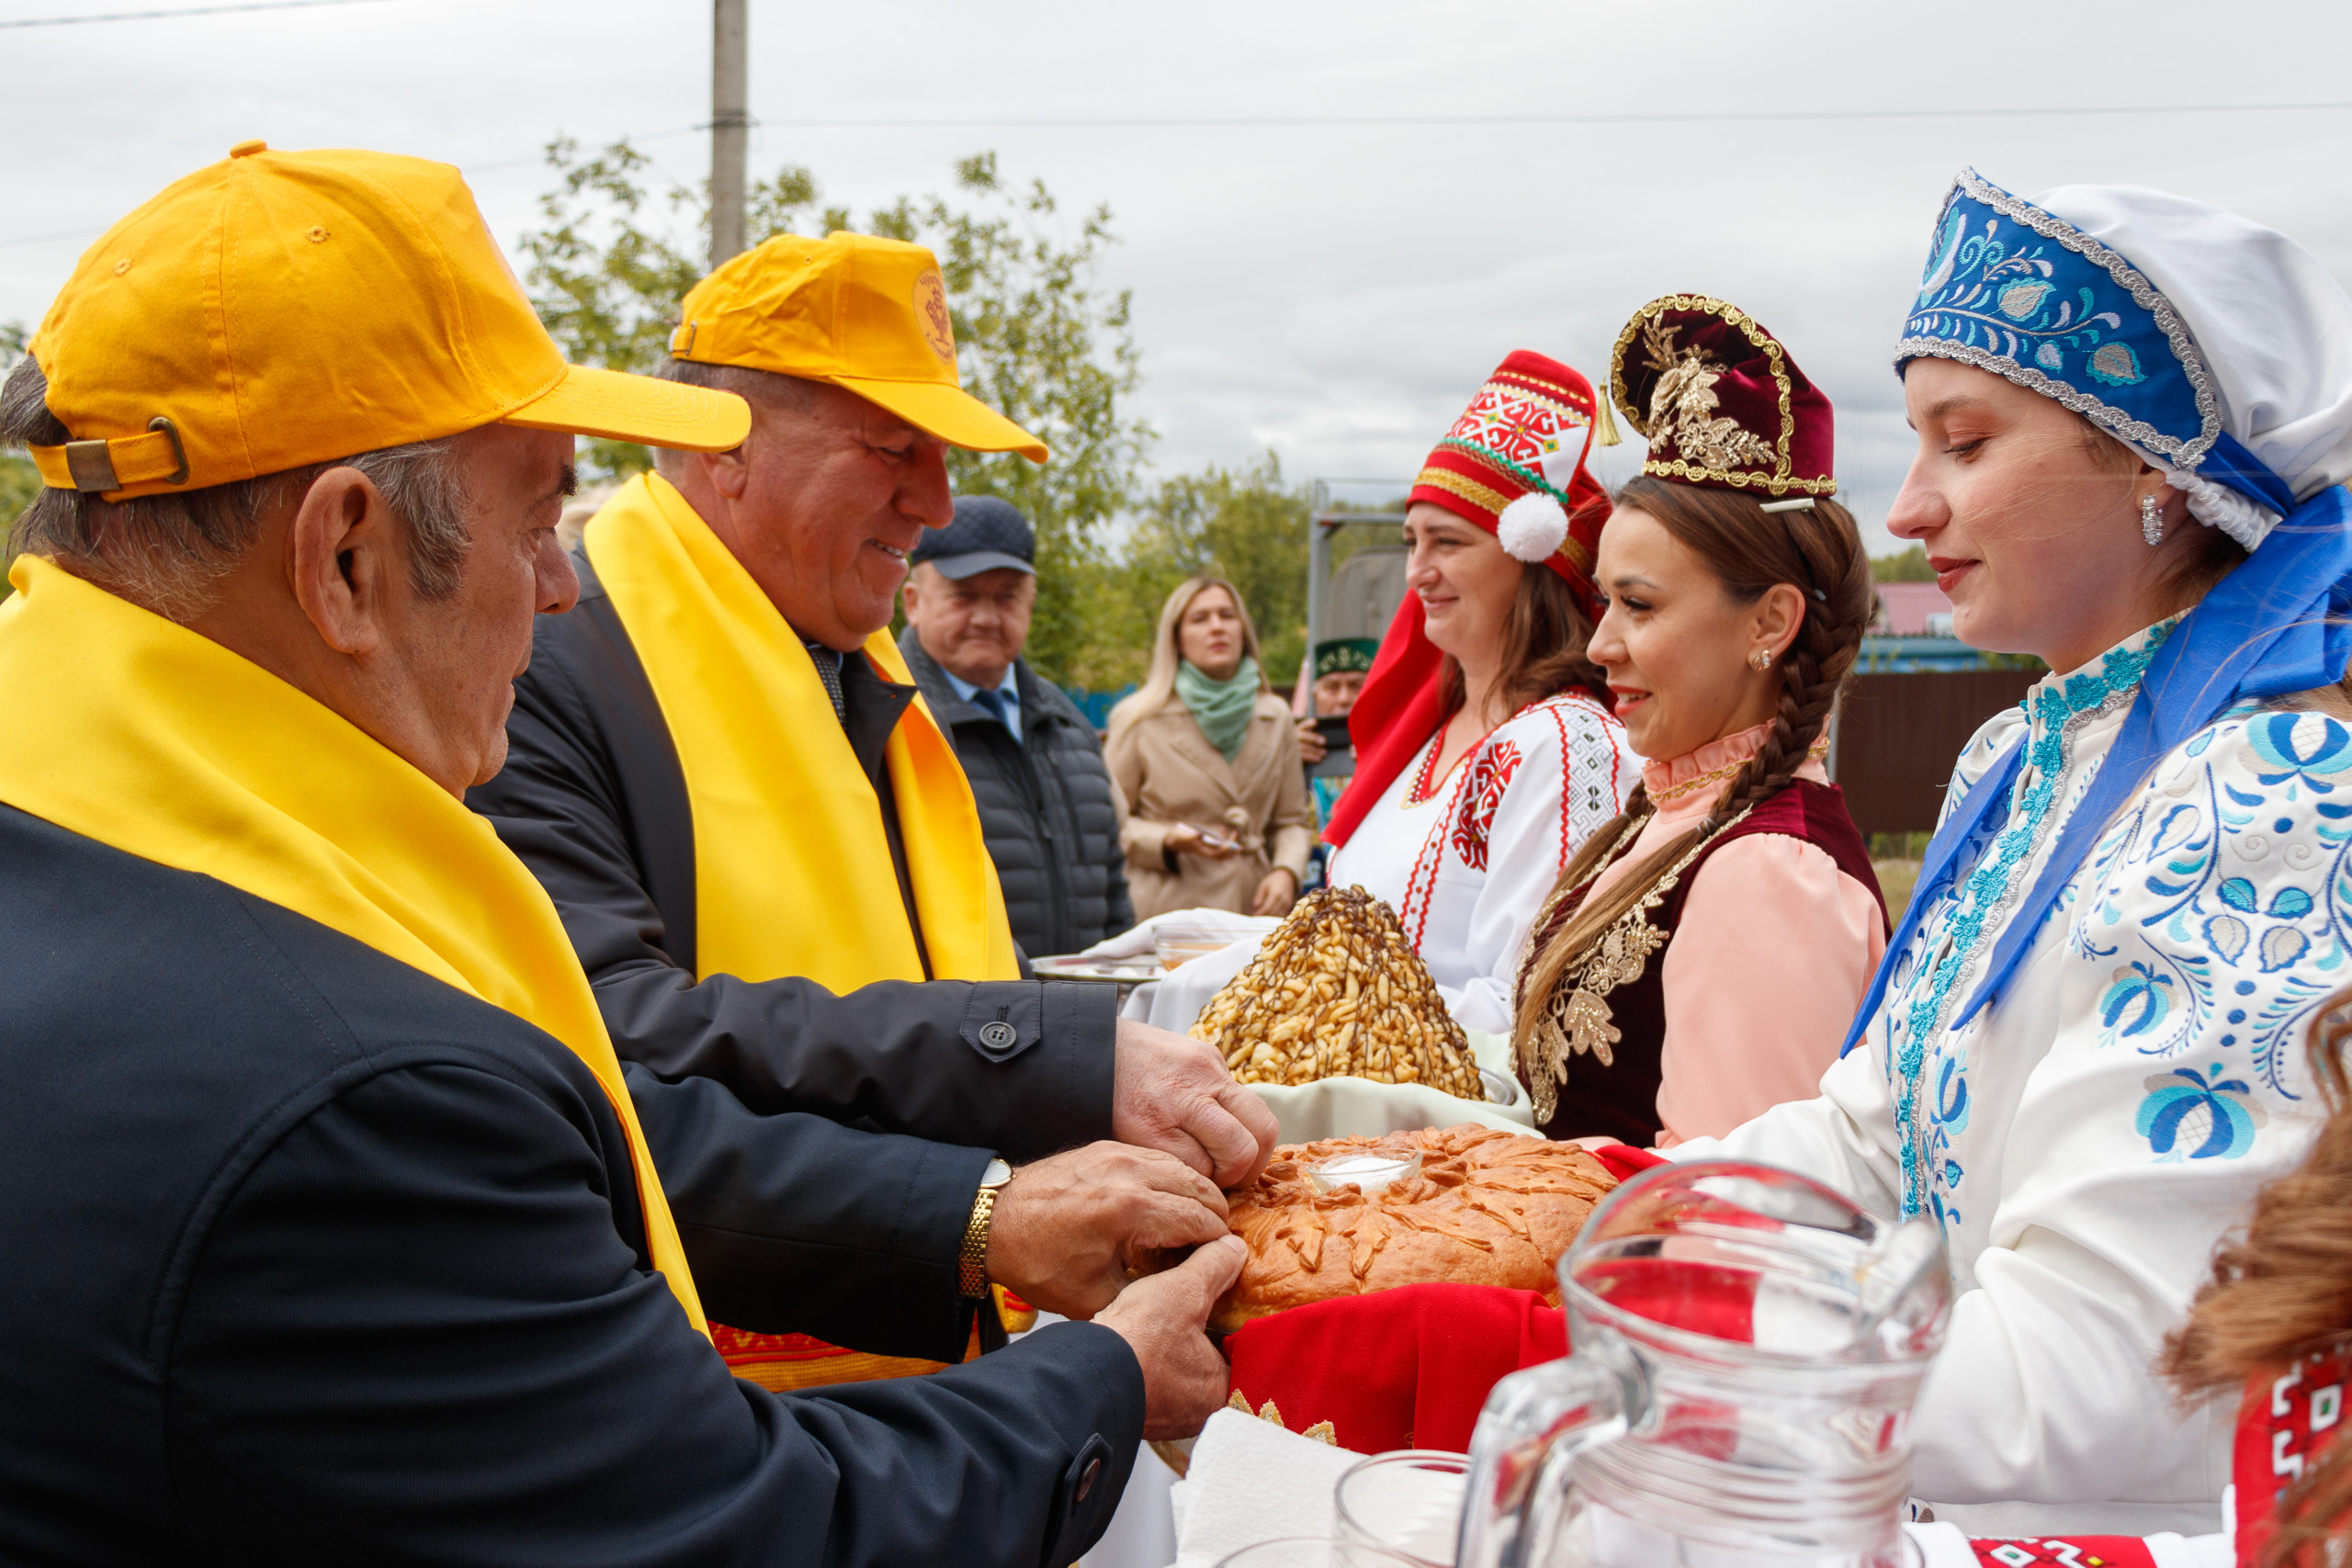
[1455,1159,1951,1568]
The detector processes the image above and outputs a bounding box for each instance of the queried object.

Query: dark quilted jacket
[899,631,1135,957]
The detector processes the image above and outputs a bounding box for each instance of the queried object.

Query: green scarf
[1176,655,1261,762]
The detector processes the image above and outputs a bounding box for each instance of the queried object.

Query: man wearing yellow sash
[469,231,1279,1387]
[0,142,1243,1564]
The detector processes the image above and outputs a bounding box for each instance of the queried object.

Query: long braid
[1512,481,1874,1055]
[1704,501,1871,831]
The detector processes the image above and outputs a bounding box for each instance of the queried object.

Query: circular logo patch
[978,1020,1017,1052]
[913,268,956,364]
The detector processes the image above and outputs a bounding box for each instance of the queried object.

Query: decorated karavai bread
[1192,886,1483,1100]
[1212,1124,1615,1334]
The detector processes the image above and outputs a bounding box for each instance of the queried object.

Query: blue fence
[1058,683,1138,730]
[1854,636,2010,673]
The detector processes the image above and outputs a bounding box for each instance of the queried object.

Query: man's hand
[1114,1018,1280,1190]
[1096,1235,1248,1440]
[1250,867,1298,917]
[986,1143,1230,1320]
[1295,716,1329,765]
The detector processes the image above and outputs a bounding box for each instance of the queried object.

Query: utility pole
[708,0,748,269]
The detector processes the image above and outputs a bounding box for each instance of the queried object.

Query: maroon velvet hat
[1607,295,1837,499]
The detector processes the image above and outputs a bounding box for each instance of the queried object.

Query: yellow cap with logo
[26,140,751,502]
[669,231,1048,463]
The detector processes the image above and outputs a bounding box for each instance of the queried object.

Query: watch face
[981,1158,1013,1189]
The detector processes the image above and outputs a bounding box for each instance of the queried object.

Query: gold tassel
[1593,390,1623,448]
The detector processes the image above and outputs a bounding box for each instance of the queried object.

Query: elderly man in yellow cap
[0,142,1243,1563]
[469,232,1278,1387]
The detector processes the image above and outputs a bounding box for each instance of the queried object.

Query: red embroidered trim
[1450,739,1523,872]
[1404,718,1461,806]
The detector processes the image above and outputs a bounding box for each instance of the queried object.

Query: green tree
[516,143,1153,684]
[1871,544,1934,581]
[1114,451,1311,688]
[0,321,34,604]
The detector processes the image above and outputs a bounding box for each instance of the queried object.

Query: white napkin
[1080,908,1279,961]
[1169,1407,1365,1568]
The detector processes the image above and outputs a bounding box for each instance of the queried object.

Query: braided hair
[1512,476,1874,1045]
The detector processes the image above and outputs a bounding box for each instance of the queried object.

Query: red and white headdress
[1323,352,1614,850]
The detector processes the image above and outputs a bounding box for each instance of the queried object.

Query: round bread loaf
[1213,1123,1616,1334]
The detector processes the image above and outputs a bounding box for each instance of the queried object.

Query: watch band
[959,1185,1000,1300]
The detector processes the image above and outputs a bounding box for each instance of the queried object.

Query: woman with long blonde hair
[1106,575,1315,920]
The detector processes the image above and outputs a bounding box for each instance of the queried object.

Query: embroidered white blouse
[1674,621,2336,1536]
[1326,691,1632,1032]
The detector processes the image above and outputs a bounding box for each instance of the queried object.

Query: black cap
[911,495,1036,579]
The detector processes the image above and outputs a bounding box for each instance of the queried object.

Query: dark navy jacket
[0,804,1140,1566]
[468,554,1117,1155]
[898,631,1134,958]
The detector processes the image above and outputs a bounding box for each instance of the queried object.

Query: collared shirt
[944,665,1022,744]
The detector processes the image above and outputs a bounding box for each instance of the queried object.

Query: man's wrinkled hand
[985,1142,1229,1320]
[1114,1018,1280,1190]
[1097,1235,1247,1441]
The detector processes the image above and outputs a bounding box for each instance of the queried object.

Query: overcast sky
[5,0,2350,552]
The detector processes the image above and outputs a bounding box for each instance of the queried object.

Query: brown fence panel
[1834,670,2040,835]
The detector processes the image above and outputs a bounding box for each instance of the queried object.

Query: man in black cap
[899,496,1134,957]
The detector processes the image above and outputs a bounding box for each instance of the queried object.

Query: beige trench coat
[1107,694,1316,920]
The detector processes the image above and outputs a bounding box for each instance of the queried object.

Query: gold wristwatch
[960,1158,1013,1299]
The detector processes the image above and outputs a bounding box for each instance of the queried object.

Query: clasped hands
[978,1019,1280,1438]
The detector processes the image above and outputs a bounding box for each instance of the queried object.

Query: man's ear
[288,466,399,657]
[704,443,752,502]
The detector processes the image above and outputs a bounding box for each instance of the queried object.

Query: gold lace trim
[1605,293,1838,499]
[1648,734,1831,806]
[1413,465,1513,515]
[1514,804,1755,1126]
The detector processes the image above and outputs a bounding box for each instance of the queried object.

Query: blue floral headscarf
[1844,171,2352,1050]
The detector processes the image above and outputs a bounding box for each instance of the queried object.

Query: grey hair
[1,354,472,622]
[647,355,813,478]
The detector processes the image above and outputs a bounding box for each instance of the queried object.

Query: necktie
[968,686,1009,726]
[804,641,845,724]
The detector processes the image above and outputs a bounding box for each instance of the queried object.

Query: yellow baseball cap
[669,231,1048,463]
[26,141,750,502]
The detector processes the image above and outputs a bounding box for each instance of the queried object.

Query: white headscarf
[2034,183,2352,547]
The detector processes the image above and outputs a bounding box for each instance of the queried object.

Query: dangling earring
[1749,649,1772,671]
[2141,493,2165,547]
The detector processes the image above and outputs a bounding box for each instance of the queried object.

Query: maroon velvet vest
[1516,779,1884,1145]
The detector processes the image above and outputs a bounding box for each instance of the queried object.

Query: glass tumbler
[1334,1451,1468,1567]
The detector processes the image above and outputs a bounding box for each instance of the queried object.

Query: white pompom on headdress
[1495,491,1569,563]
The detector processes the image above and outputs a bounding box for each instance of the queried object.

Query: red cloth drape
[1225,1282,1567,1454]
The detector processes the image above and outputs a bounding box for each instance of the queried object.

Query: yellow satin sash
[583,472,1018,990]
[0,557,707,1334]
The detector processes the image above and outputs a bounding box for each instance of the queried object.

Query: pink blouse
[1585,723,1886,1148]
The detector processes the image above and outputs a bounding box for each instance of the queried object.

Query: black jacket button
[1073,1454,1102,1504]
[978,1020,1017,1051]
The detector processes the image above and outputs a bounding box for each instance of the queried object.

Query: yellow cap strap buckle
[28,417,189,494]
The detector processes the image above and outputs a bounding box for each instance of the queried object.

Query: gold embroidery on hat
[1607,294,1838,499]
[1412,466,1513,517]
[1639,320,1776,472]
[913,269,956,364]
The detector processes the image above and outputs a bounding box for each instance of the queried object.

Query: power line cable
[758,100,2352,129]
[2,96,2341,250]
[0,0,387,28]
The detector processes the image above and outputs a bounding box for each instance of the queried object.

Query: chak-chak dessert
[1192,886,1484,1101]
[1212,1124,1615,1334]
